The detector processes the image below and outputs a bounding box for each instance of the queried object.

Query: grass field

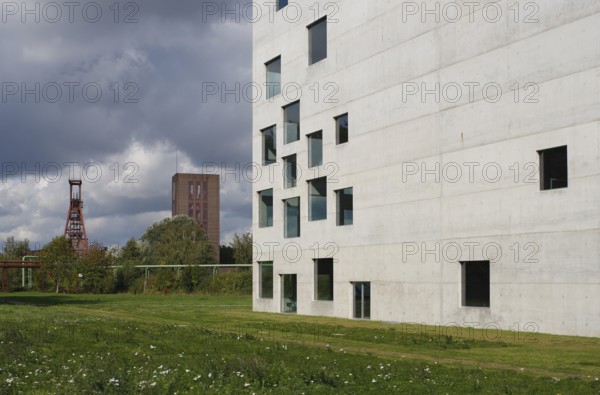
[0,293,599,394]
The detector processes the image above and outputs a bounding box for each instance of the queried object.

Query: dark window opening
[309,177,327,221]
[538,145,568,190]
[462,261,490,307]
[259,189,273,228]
[308,17,327,65]
[265,56,281,99]
[283,154,297,188]
[308,130,323,167]
[284,197,300,238]
[262,126,277,165]
[336,187,353,226]
[282,274,297,313]
[335,113,349,144]
[283,101,300,144]
[259,262,273,299]
[315,258,333,301]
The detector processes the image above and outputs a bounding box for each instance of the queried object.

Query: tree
[40,236,75,293]
[120,238,142,263]
[231,233,253,265]
[76,242,113,294]
[140,216,215,292]
[2,236,32,290]
[115,238,143,293]
[140,216,215,266]
[3,236,31,260]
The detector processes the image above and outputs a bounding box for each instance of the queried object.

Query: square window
[308,131,323,167]
[308,17,327,65]
[276,0,288,11]
[335,113,348,144]
[283,101,300,144]
[262,126,276,165]
[336,187,353,226]
[538,145,568,190]
[283,154,297,189]
[284,197,300,238]
[315,258,333,301]
[265,56,281,99]
[259,262,273,299]
[308,177,327,221]
[258,189,273,228]
[461,261,490,307]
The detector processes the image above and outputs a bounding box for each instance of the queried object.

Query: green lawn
[0,293,599,394]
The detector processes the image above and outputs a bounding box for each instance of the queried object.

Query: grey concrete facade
[252,0,600,337]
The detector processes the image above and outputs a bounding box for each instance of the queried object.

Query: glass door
[281,274,297,313]
[353,282,370,319]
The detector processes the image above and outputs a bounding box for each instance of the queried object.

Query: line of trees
[1,216,253,295]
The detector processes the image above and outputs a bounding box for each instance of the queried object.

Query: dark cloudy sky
[0,0,253,250]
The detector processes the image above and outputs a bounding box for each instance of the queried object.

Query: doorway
[281,274,297,313]
[353,282,370,319]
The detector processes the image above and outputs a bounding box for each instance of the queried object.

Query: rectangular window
[353,282,370,319]
[262,126,276,165]
[308,177,327,221]
[461,261,490,307]
[336,187,353,226]
[283,154,297,189]
[265,56,281,99]
[315,258,333,301]
[308,17,327,65]
[283,101,300,144]
[259,262,273,299]
[284,197,300,238]
[281,274,297,313]
[335,113,349,145]
[308,130,323,167]
[276,0,288,11]
[258,189,273,228]
[538,145,568,190]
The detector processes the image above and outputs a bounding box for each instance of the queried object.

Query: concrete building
[252,1,600,337]
[172,173,220,261]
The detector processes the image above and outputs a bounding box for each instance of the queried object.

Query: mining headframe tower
[64,179,88,255]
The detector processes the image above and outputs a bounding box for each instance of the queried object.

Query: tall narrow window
[276,0,288,11]
[265,56,281,99]
[538,145,568,190]
[262,126,276,165]
[283,101,300,144]
[336,187,353,226]
[258,189,273,228]
[284,197,300,238]
[335,113,349,144]
[259,262,273,299]
[461,261,490,307]
[283,154,297,189]
[308,17,327,65]
[353,282,370,319]
[308,177,327,221]
[281,274,297,313]
[315,258,333,301]
[308,131,323,167]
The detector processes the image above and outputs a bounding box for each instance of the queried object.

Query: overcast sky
[0,0,253,250]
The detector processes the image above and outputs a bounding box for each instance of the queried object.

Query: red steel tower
[64,179,88,255]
